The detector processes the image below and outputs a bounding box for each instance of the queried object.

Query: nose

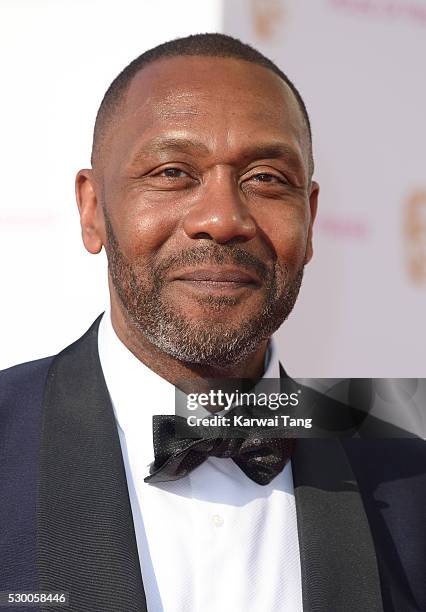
[183,168,257,244]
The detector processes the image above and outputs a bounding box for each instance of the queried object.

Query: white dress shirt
[98,311,303,612]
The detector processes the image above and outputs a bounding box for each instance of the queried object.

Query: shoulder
[0,314,104,406]
[0,314,103,451]
[0,356,54,403]
[342,437,426,484]
[0,357,56,439]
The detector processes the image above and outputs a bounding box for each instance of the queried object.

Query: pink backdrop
[1,0,425,376]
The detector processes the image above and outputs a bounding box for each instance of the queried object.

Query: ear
[75,169,104,254]
[304,180,319,265]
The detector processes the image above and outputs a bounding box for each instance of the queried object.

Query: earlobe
[304,180,319,265]
[75,169,104,254]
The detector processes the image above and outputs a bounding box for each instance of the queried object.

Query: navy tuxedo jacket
[0,316,425,612]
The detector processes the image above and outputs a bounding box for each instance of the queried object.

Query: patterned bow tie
[144,414,294,486]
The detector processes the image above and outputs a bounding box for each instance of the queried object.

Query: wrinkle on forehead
[127,92,203,123]
[124,56,301,121]
[123,86,301,140]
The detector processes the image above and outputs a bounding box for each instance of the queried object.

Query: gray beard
[104,210,304,367]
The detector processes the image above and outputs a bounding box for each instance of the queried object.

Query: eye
[158,167,188,178]
[250,172,285,184]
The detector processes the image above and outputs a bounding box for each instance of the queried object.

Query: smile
[172,266,261,283]
[174,280,257,295]
[170,267,262,294]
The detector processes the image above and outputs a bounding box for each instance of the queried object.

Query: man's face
[80,56,318,366]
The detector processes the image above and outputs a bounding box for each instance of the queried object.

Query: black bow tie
[144,414,294,486]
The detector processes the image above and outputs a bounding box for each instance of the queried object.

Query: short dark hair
[91,32,314,177]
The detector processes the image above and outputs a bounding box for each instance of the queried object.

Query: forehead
[107,55,309,170]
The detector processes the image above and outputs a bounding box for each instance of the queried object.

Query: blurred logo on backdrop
[328,0,426,26]
[251,0,285,40]
[404,190,426,285]
[317,214,369,239]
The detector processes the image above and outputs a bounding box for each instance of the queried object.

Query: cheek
[260,212,309,268]
[112,194,179,260]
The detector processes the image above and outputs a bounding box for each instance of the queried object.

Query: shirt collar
[98,310,281,441]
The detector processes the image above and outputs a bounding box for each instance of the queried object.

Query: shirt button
[211,514,224,527]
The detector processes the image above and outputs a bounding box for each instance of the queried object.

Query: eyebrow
[238,142,304,172]
[129,136,305,175]
[129,137,210,165]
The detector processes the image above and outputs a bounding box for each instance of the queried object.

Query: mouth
[170,267,262,294]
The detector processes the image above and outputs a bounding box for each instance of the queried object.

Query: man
[0,34,424,612]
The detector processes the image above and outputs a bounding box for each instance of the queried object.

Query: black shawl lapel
[278,365,384,610]
[37,315,147,612]
[291,438,384,612]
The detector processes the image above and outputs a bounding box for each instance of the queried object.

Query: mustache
[103,209,271,282]
[153,244,271,282]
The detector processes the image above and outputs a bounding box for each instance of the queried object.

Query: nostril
[229,236,248,244]
[194,232,213,240]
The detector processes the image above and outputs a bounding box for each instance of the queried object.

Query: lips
[172,267,261,285]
